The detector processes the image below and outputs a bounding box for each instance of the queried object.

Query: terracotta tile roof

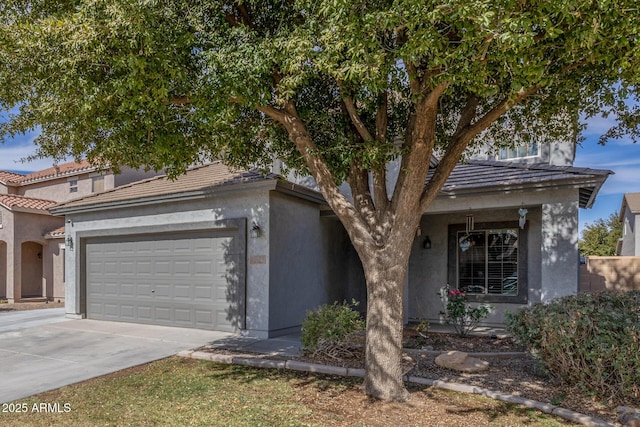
[53,162,275,210]
[17,160,96,183]
[0,170,26,184]
[44,225,66,238]
[0,194,57,212]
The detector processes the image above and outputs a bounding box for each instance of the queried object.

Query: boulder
[617,406,640,427]
[435,351,489,373]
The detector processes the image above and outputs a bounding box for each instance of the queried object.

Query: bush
[438,285,492,337]
[301,300,365,357]
[506,291,640,403]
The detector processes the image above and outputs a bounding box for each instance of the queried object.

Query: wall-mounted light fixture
[250,221,262,238]
[37,252,42,260]
[66,235,74,250]
[67,218,73,227]
[423,236,432,249]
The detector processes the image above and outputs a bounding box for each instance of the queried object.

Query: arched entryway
[21,241,43,298]
[0,241,6,299]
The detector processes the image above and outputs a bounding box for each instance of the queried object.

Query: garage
[84,229,245,332]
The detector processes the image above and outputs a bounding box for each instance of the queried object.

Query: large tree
[1,1,639,400]
[579,212,623,256]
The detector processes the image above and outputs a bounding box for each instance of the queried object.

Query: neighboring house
[52,138,610,337]
[617,192,640,256]
[0,161,159,302]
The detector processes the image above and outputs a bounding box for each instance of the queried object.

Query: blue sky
[0,115,637,236]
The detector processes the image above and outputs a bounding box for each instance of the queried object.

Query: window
[91,175,105,193]
[69,179,78,193]
[457,229,518,295]
[499,142,539,160]
[448,222,527,303]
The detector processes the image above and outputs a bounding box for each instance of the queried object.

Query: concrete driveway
[0,309,231,403]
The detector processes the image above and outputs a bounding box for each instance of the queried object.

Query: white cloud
[580,112,618,137]
[598,167,640,196]
[0,138,62,172]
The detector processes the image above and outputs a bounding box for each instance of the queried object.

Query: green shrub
[301,300,365,354]
[506,291,640,403]
[438,285,492,337]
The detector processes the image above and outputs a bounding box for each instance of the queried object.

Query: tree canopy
[2,1,640,401]
[579,212,623,257]
[2,1,639,177]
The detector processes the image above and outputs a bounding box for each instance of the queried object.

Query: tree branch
[372,92,390,213]
[419,85,541,212]
[343,96,374,142]
[391,81,448,213]
[278,101,374,249]
[256,105,286,123]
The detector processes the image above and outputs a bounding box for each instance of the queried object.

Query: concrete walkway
[0,309,231,403]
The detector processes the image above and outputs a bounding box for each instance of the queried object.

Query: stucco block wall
[579,256,640,292]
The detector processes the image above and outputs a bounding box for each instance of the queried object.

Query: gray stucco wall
[64,188,271,332]
[620,210,638,256]
[540,196,580,301]
[409,186,580,325]
[268,192,350,335]
[408,208,541,326]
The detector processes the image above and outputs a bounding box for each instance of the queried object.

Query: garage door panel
[85,230,245,331]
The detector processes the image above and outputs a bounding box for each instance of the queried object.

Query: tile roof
[0,170,26,184]
[53,162,276,210]
[44,225,66,238]
[53,159,612,212]
[431,160,611,208]
[0,194,57,212]
[18,159,96,183]
[436,160,611,190]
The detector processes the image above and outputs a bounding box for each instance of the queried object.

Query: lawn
[0,357,578,426]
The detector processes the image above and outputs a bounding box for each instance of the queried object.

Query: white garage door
[85,230,244,331]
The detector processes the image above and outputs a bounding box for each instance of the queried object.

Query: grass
[0,357,579,426]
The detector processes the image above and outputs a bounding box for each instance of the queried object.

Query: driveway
[0,309,231,403]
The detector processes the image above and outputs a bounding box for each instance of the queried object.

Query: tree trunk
[361,247,412,401]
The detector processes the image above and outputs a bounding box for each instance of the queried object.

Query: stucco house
[0,161,159,302]
[51,139,610,338]
[617,192,640,256]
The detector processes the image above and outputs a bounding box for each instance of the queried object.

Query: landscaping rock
[617,406,640,427]
[435,351,489,373]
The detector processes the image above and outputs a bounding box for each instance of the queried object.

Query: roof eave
[50,179,281,216]
[436,175,609,208]
[19,167,98,185]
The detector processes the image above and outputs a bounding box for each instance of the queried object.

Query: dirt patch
[206,329,621,425]
[403,330,524,353]
[0,300,64,312]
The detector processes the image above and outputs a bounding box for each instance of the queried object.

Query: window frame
[448,221,528,304]
[498,142,540,160]
[68,178,78,193]
[91,174,105,193]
